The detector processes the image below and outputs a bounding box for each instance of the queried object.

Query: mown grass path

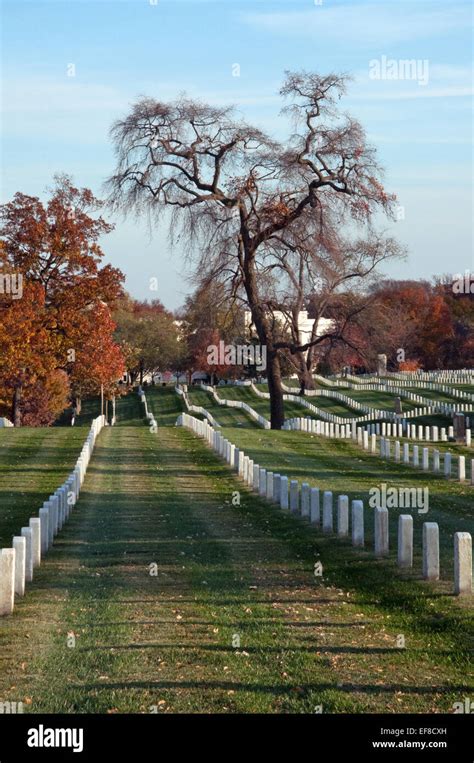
[0,395,472,713]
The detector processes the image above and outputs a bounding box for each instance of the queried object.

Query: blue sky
[1,0,472,309]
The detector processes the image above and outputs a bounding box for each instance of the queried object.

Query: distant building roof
[244,310,334,345]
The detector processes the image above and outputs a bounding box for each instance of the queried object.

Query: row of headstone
[378,369,473,384]
[342,369,473,391]
[260,382,402,425]
[350,377,474,407]
[0,415,106,616]
[284,417,354,438]
[284,415,472,453]
[377,437,473,484]
[276,416,473,492]
[279,375,474,417]
[277,388,465,428]
[138,387,157,429]
[175,385,221,428]
[176,412,472,595]
[200,384,270,428]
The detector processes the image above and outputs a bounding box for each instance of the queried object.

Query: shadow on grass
[72,679,473,695]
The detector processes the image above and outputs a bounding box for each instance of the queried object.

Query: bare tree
[106,71,397,428]
[258,232,404,391]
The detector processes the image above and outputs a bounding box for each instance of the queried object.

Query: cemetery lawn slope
[187,388,260,428]
[220,426,474,590]
[0,418,471,713]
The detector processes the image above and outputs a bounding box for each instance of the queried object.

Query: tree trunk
[300,366,315,393]
[295,353,315,394]
[242,245,285,428]
[12,385,22,427]
[304,344,316,389]
[267,352,285,429]
[75,396,82,415]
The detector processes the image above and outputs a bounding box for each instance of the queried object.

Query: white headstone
[301,483,310,518]
[322,492,333,533]
[247,459,254,487]
[29,518,41,568]
[273,474,281,502]
[454,532,472,595]
[337,495,349,537]
[266,472,274,500]
[39,507,50,554]
[397,515,413,568]
[290,481,299,514]
[12,537,26,597]
[403,443,410,464]
[413,446,419,467]
[21,527,33,582]
[422,448,429,471]
[0,548,15,615]
[280,476,289,510]
[310,488,320,525]
[253,464,260,491]
[444,452,452,479]
[351,501,364,547]
[422,522,439,580]
[374,507,389,557]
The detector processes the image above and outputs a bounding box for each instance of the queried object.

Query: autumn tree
[113,296,181,384]
[434,276,474,368]
[68,302,125,408]
[363,280,455,371]
[0,176,125,424]
[0,281,67,425]
[177,280,247,382]
[107,71,397,427]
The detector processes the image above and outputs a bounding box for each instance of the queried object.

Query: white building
[244,310,333,349]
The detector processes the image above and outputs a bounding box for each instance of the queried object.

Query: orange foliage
[0,177,125,424]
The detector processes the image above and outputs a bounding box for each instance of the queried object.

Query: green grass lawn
[187,387,260,428]
[407,387,465,405]
[258,379,420,416]
[222,384,359,420]
[0,388,471,714]
[336,388,416,412]
[232,383,455,429]
[277,378,467,417]
[447,384,474,395]
[0,427,89,547]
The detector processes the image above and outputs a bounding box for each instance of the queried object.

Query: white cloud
[241,3,469,46]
